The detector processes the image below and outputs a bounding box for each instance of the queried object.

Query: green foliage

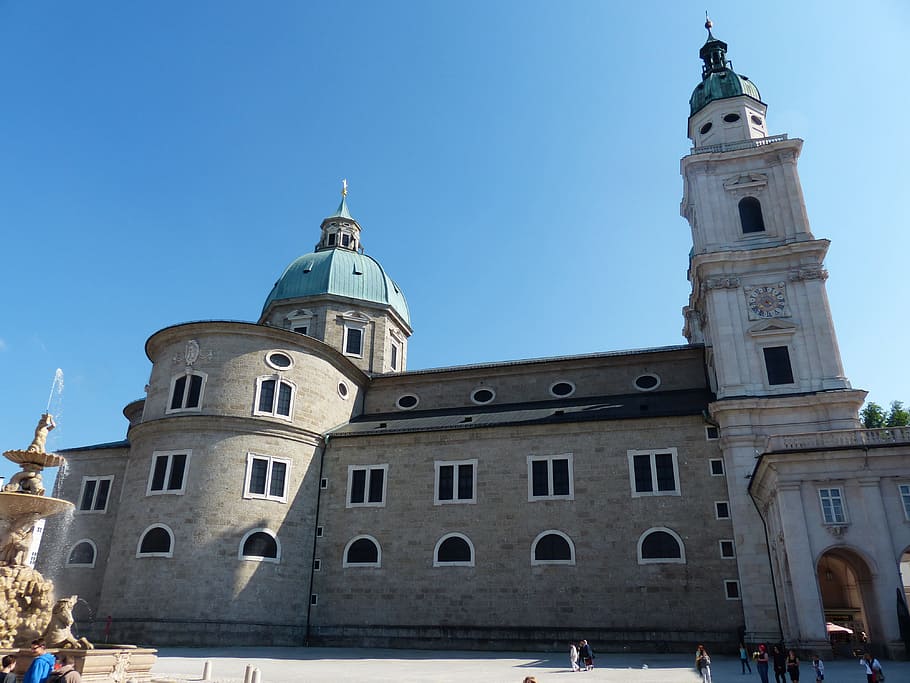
[861,401,909,428]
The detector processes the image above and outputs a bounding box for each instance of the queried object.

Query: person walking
[569,642,580,672]
[860,652,884,682]
[786,649,800,682]
[772,645,787,683]
[811,654,824,682]
[740,642,753,674]
[580,640,594,671]
[695,644,713,683]
[756,644,770,683]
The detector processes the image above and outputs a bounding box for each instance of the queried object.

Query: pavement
[149,647,906,683]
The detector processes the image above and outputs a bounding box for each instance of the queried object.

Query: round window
[634,374,661,391]
[338,382,349,399]
[396,394,419,410]
[550,381,575,398]
[751,114,763,125]
[471,388,495,405]
[266,352,293,370]
[699,121,713,134]
[723,113,741,123]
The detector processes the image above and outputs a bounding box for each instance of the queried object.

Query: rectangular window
[719,540,736,559]
[167,372,205,412]
[900,484,910,520]
[724,580,741,600]
[390,342,399,371]
[293,325,308,335]
[709,459,725,476]
[77,476,113,512]
[705,426,720,440]
[244,453,290,502]
[147,451,190,495]
[314,558,321,571]
[763,346,794,385]
[819,487,847,524]
[254,376,294,419]
[628,449,680,497]
[715,501,730,519]
[344,326,364,356]
[527,454,573,500]
[434,460,477,504]
[316,526,324,538]
[347,464,388,507]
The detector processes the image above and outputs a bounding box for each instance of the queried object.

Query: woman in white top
[860,653,883,682]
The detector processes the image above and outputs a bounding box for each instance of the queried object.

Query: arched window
[239,529,280,563]
[254,375,295,419]
[531,530,575,565]
[434,533,474,567]
[66,539,97,567]
[137,524,174,558]
[343,535,381,567]
[167,371,206,412]
[637,527,686,564]
[739,197,765,234]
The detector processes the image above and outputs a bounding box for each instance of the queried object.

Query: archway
[816,548,879,657]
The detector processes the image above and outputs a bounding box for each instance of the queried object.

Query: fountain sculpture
[0,414,157,681]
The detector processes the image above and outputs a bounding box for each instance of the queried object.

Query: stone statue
[0,523,33,567]
[26,413,56,454]
[2,463,45,496]
[42,595,93,649]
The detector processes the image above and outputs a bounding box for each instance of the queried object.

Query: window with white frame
[77,476,113,512]
[287,309,313,335]
[343,535,381,567]
[628,449,680,496]
[147,451,189,495]
[819,487,847,524]
[343,323,365,357]
[137,524,174,558]
[637,527,685,564]
[66,539,97,567]
[715,501,730,519]
[724,580,741,600]
[531,530,575,565]
[435,459,476,504]
[390,339,400,371]
[254,375,295,419]
[709,459,724,476]
[527,454,573,500]
[900,484,910,520]
[239,529,280,563]
[719,539,736,559]
[347,464,387,507]
[167,371,206,412]
[244,453,290,503]
[434,533,474,567]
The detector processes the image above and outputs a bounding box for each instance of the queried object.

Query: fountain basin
[3,449,66,468]
[7,646,158,683]
[0,491,74,525]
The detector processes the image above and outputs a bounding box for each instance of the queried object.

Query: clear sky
[1,1,908,486]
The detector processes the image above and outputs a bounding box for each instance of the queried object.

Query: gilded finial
[342,179,348,197]
[705,10,712,31]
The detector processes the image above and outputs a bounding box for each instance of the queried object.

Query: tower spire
[699,14,729,79]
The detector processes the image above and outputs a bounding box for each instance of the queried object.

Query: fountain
[0,414,157,681]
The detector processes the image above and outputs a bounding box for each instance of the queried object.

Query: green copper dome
[689,22,762,116]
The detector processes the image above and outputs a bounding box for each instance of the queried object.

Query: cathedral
[39,24,910,657]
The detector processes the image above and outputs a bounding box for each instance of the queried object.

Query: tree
[861,401,909,428]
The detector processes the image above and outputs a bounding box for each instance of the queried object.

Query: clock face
[748,286,786,318]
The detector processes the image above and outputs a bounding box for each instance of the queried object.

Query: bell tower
[679,18,866,643]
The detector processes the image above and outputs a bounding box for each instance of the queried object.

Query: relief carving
[790,267,829,282]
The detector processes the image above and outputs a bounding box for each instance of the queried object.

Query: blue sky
[1,1,908,486]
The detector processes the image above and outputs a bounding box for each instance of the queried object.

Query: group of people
[0,639,82,683]
[738,641,884,683]
[568,639,595,672]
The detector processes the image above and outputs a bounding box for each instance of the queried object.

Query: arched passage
[817,548,880,656]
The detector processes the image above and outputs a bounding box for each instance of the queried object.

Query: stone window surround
[343,534,382,568]
[719,539,736,559]
[346,464,388,508]
[433,532,475,567]
[146,450,190,496]
[709,458,725,476]
[531,530,576,566]
[527,453,575,501]
[724,579,741,600]
[265,350,294,371]
[714,500,731,519]
[76,475,114,513]
[341,311,369,359]
[818,486,848,525]
[636,526,686,565]
[238,528,281,564]
[548,380,576,398]
[899,484,910,521]
[286,309,314,335]
[66,538,97,568]
[434,459,477,505]
[165,370,207,414]
[627,448,681,498]
[136,523,175,558]
[253,375,296,421]
[243,453,291,503]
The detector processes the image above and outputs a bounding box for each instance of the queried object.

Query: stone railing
[766,426,910,453]
[690,134,789,155]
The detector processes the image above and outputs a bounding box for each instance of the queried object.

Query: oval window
[699,121,712,134]
[266,352,293,370]
[751,114,763,125]
[550,381,575,398]
[338,382,349,399]
[471,388,495,405]
[723,113,740,123]
[396,394,419,410]
[634,374,661,391]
